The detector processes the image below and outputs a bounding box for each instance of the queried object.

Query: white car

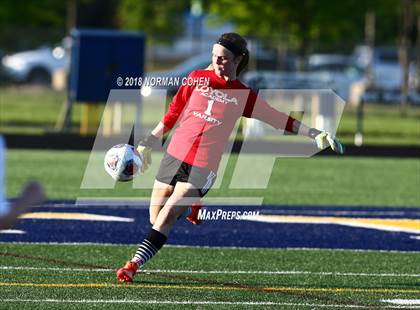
[1,46,69,85]
[243,69,363,102]
[353,46,417,101]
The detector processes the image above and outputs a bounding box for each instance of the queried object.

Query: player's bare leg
[0,181,45,230]
[117,180,173,283]
[152,182,201,236]
[149,180,174,225]
[117,182,200,282]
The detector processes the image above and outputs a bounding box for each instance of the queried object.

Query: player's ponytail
[236,49,249,76]
[216,33,249,76]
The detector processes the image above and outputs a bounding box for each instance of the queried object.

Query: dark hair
[216,33,249,76]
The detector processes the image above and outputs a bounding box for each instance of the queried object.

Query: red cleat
[186,202,203,225]
[116,260,139,283]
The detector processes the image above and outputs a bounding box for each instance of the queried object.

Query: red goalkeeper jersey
[162,69,293,172]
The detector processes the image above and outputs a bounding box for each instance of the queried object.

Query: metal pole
[355,98,364,146]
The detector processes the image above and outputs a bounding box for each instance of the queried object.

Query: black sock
[131,229,167,267]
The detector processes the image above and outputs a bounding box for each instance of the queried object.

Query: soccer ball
[104,144,143,181]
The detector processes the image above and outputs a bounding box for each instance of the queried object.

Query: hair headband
[216,38,245,57]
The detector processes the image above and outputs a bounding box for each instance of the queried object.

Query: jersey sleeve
[161,71,196,131]
[242,89,295,132]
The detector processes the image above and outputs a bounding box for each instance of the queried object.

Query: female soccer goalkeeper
[117,33,344,282]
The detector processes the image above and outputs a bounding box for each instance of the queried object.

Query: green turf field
[2,151,419,309]
[2,87,419,309]
[5,150,420,206]
[0,243,418,309]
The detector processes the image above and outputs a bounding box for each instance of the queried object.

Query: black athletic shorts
[156,153,217,197]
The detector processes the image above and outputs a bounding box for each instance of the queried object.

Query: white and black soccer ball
[104,144,143,181]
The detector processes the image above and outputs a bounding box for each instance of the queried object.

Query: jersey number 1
[204,100,214,116]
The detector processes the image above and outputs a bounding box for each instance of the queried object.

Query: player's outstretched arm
[309,128,345,154]
[290,120,345,154]
[136,122,165,173]
[245,95,344,154]
[137,70,196,173]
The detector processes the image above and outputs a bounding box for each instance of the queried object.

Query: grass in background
[5,149,420,207]
[0,87,75,133]
[338,103,420,146]
[1,86,419,145]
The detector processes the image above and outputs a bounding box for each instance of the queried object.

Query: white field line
[1,298,419,308]
[0,266,419,278]
[263,210,420,217]
[75,197,265,206]
[25,199,420,216]
[0,229,25,234]
[382,299,420,305]
[1,241,419,253]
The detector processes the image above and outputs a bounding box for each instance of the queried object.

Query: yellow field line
[0,282,418,294]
